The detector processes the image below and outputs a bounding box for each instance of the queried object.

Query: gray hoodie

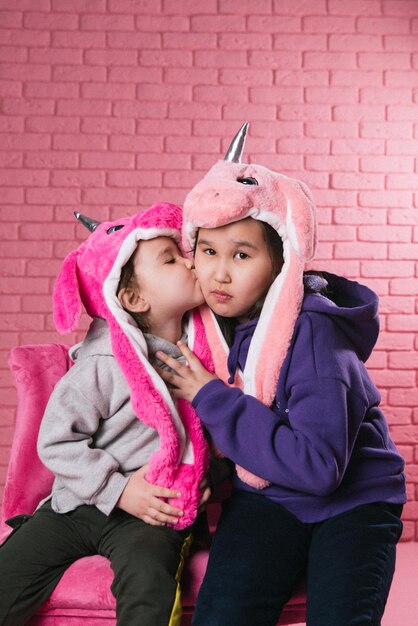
[37,318,185,516]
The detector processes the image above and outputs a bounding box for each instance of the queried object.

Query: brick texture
[0,0,417,539]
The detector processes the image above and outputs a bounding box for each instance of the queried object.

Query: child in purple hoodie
[157,125,406,626]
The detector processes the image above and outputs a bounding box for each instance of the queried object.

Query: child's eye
[203,248,216,256]
[106,224,125,235]
[235,252,249,260]
[165,258,175,264]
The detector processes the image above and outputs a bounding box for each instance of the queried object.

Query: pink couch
[1,343,306,625]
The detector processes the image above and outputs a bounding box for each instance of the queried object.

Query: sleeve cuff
[192,378,228,408]
[92,472,130,516]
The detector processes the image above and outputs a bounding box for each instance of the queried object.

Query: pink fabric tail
[166,310,213,529]
[197,251,304,490]
[197,308,271,489]
[109,312,211,530]
[168,399,210,529]
[252,248,305,407]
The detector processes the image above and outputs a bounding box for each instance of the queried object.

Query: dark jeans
[192,491,403,626]
[0,501,191,626]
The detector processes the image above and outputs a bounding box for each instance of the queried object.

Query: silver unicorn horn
[74,211,101,233]
[223,122,249,163]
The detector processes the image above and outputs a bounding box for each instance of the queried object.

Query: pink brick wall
[0,0,417,538]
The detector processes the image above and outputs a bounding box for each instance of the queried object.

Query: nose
[213,258,231,284]
[182,257,194,270]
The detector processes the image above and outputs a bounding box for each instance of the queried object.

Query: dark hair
[117,251,150,333]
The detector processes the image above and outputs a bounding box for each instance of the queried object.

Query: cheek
[195,268,210,288]
[194,255,209,281]
[195,271,212,297]
[255,264,275,292]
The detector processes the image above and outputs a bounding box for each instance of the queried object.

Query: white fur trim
[285,196,300,256]
[185,221,198,249]
[187,207,296,399]
[209,308,230,357]
[103,228,191,463]
[185,314,195,352]
[243,237,290,396]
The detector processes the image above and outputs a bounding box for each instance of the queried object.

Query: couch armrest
[1,344,71,525]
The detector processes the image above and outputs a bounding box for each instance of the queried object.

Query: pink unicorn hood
[183,123,317,489]
[53,202,211,529]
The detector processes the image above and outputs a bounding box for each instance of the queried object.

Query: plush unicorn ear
[281,178,317,262]
[53,249,82,334]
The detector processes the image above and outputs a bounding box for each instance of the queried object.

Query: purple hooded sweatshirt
[192,273,406,523]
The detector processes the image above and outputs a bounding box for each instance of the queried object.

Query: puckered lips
[211,289,232,303]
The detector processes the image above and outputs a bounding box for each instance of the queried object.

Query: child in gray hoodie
[0,203,213,626]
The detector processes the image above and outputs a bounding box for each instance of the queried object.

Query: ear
[118,286,150,314]
[53,249,82,334]
[282,179,317,261]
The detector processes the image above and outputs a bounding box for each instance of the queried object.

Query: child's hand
[116,464,184,526]
[156,341,218,402]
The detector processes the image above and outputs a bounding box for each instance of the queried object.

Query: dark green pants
[0,501,191,626]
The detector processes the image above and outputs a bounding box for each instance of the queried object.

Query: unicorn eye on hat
[53,202,212,529]
[183,123,317,490]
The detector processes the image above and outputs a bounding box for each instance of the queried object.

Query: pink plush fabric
[183,127,317,490]
[52,203,211,529]
[183,159,316,407]
[0,344,70,540]
[1,343,306,625]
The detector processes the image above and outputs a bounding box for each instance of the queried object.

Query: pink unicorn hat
[183,123,317,489]
[53,202,212,529]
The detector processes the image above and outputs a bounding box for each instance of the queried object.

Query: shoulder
[72,318,114,359]
[294,298,349,343]
[55,317,125,394]
[289,307,362,384]
[296,304,353,348]
[55,352,121,398]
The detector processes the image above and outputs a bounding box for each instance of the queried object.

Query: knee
[110,529,185,589]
